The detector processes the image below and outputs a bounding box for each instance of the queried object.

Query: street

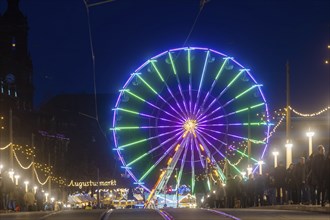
[0,208,329,220]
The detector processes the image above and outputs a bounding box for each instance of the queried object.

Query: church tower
[0,0,34,112]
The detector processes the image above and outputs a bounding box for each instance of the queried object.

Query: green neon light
[235,85,257,99]
[235,102,265,113]
[116,108,139,115]
[242,122,267,126]
[234,149,259,163]
[139,164,156,182]
[227,160,243,174]
[110,126,140,131]
[215,58,228,80]
[126,90,146,102]
[151,61,164,82]
[168,52,177,75]
[126,153,148,167]
[137,75,158,95]
[235,107,249,113]
[118,138,147,149]
[188,49,191,74]
[227,69,244,88]
[251,103,265,109]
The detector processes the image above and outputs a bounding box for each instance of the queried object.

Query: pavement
[253,204,330,213]
[0,205,329,214]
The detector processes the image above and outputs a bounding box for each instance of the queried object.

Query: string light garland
[0,142,11,150]
[13,150,34,169]
[289,105,330,117]
[33,168,50,185]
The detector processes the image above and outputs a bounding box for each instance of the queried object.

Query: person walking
[274,161,286,204]
[294,157,307,204]
[324,150,330,205]
[311,145,326,206]
[24,189,35,211]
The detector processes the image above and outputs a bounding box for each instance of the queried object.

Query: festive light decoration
[289,106,330,117]
[112,47,271,198]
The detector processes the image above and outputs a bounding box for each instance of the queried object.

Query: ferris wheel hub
[183,118,198,133]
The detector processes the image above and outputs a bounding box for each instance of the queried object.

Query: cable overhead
[181,0,209,48]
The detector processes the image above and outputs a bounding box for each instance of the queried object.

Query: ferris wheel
[111,47,270,201]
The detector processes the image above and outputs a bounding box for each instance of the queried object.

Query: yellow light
[175,144,180,152]
[326,60,329,64]
[167,157,173,165]
[199,144,205,151]
[183,119,197,134]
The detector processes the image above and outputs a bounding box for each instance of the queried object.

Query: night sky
[1,0,329,112]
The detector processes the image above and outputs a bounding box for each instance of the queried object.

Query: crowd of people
[205,145,330,208]
[0,172,52,212]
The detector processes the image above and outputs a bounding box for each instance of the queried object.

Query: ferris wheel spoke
[110,125,183,131]
[196,57,230,117]
[198,102,265,124]
[176,143,189,191]
[199,68,247,119]
[195,134,226,182]
[124,89,185,122]
[190,137,195,194]
[193,50,210,115]
[154,135,190,194]
[136,74,185,120]
[113,107,179,124]
[150,60,188,118]
[125,131,184,167]
[199,84,261,119]
[196,128,227,146]
[138,136,187,183]
[198,127,265,144]
[168,52,189,116]
[198,121,269,128]
[117,128,182,150]
[197,131,243,177]
[193,135,206,169]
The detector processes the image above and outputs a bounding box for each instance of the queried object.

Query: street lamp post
[272,151,279,168]
[306,129,315,156]
[8,169,14,182]
[285,142,293,169]
[14,174,20,185]
[258,160,264,175]
[24,181,29,192]
[0,164,3,174]
[45,192,49,203]
[34,186,38,194]
[247,165,252,176]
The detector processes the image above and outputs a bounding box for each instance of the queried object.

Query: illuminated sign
[68,180,117,189]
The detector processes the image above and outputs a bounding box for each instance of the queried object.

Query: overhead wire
[181,0,209,48]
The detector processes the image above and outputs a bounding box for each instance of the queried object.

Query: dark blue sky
[1,0,329,112]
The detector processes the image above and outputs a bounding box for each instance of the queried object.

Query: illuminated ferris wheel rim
[112,46,271,193]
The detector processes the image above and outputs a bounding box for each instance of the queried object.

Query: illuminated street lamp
[14,174,20,185]
[34,186,38,194]
[306,129,315,156]
[24,180,29,192]
[8,169,14,182]
[0,164,3,174]
[45,192,49,202]
[50,197,55,203]
[257,160,264,175]
[272,151,279,168]
[285,142,293,169]
[247,165,252,176]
